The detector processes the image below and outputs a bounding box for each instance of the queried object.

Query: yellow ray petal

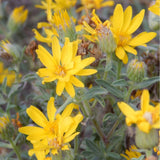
[141,90,150,113]
[65,81,75,97]
[36,45,56,68]
[115,46,126,60]
[61,103,74,117]
[52,36,61,65]
[19,126,45,135]
[76,69,97,76]
[61,38,73,66]
[112,4,124,32]
[137,121,151,133]
[63,132,79,143]
[121,6,132,33]
[123,45,137,55]
[80,57,96,69]
[26,106,48,128]
[70,76,84,87]
[47,97,56,122]
[56,80,65,96]
[127,9,145,34]
[128,32,157,47]
[122,52,128,64]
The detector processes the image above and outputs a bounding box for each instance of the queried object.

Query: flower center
[118,34,131,46]
[96,24,110,38]
[48,137,62,150]
[143,112,153,124]
[55,65,66,77]
[45,121,58,135]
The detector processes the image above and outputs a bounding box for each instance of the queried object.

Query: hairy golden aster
[118,90,160,133]
[19,97,83,159]
[111,4,157,64]
[36,36,97,97]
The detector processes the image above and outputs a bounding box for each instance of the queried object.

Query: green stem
[117,61,122,80]
[9,138,21,160]
[106,113,123,140]
[74,136,78,157]
[124,85,134,103]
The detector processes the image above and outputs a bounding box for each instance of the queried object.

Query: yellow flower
[0,62,16,87]
[111,4,157,64]
[36,36,97,97]
[19,97,83,159]
[36,0,77,11]
[0,115,9,133]
[121,145,141,160]
[83,9,111,42]
[77,0,114,12]
[33,10,77,44]
[148,0,160,16]
[9,6,28,24]
[118,90,160,133]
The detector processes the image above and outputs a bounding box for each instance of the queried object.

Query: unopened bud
[135,127,158,149]
[127,59,146,82]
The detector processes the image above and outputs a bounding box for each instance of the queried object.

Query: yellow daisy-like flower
[0,62,17,87]
[148,0,160,16]
[36,0,76,11]
[9,6,28,24]
[36,36,97,97]
[121,145,141,160]
[83,9,111,42]
[111,4,157,64]
[33,10,77,45]
[19,97,83,159]
[77,0,114,12]
[118,89,160,133]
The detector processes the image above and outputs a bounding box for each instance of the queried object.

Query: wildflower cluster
[0,0,159,160]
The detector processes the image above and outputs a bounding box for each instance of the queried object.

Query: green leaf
[95,96,105,108]
[135,76,160,89]
[112,79,128,87]
[0,142,12,149]
[1,77,7,94]
[106,152,121,159]
[8,84,21,98]
[81,86,108,100]
[96,80,124,98]
[21,72,38,82]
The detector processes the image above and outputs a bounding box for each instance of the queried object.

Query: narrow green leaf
[96,80,124,98]
[21,72,38,82]
[0,142,12,149]
[135,76,160,89]
[8,84,21,98]
[81,86,108,100]
[112,79,128,87]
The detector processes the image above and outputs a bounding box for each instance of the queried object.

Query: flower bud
[97,26,117,55]
[0,115,15,140]
[135,127,158,149]
[127,59,146,82]
[0,40,21,62]
[7,6,28,34]
[148,10,160,31]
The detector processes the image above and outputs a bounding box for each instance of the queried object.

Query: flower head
[111,4,157,64]
[121,145,141,160]
[36,36,97,97]
[10,6,28,24]
[148,0,160,16]
[7,6,28,33]
[118,89,160,133]
[19,97,83,159]
[77,0,114,12]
